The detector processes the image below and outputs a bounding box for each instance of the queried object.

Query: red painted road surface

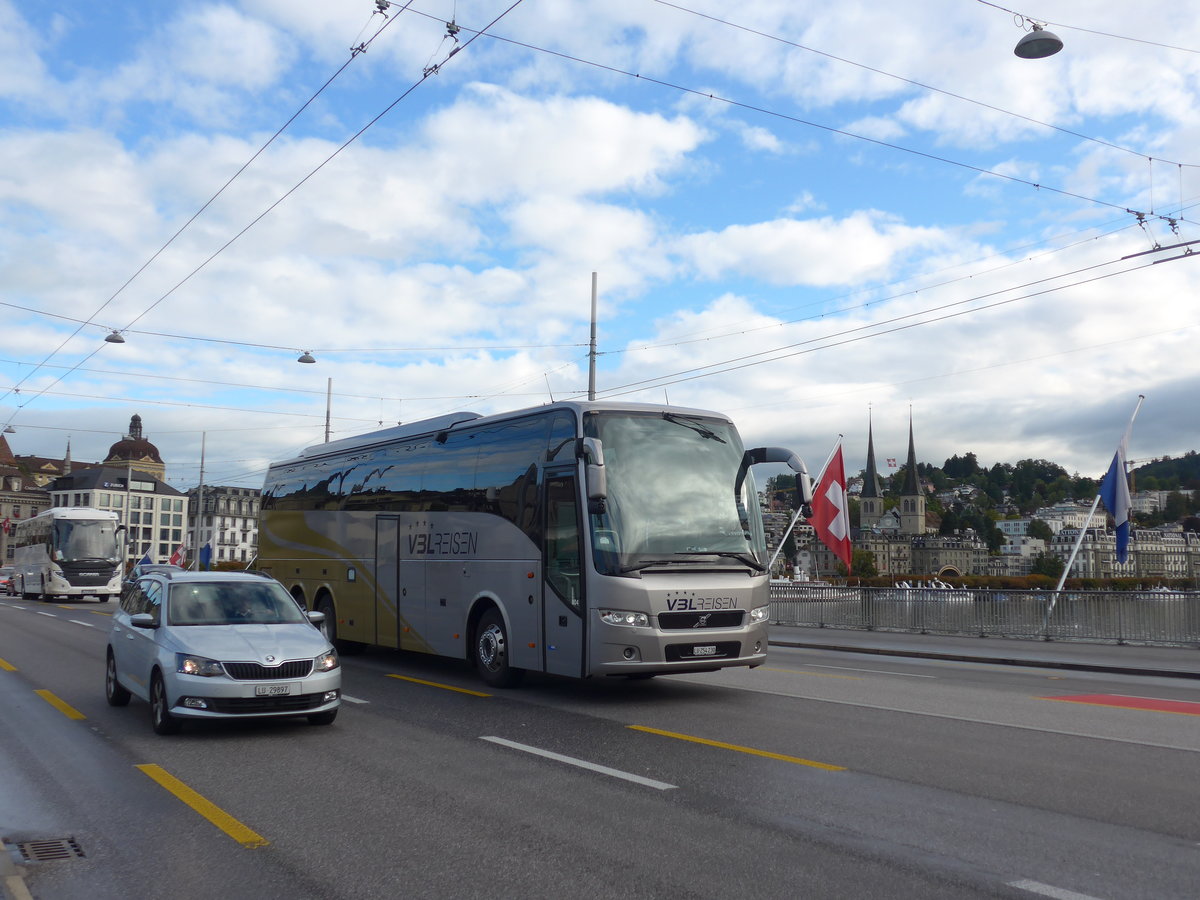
[1042,694,1200,716]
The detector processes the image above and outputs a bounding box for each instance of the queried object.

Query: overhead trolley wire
[2,0,529,430]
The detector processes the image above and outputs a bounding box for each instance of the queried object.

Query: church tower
[859,410,884,528]
[899,411,926,535]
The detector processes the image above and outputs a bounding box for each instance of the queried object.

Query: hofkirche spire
[902,408,920,496]
[859,407,886,529]
[861,408,882,499]
[899,407,926,536]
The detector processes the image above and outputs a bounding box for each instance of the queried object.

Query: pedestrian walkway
[768,625,1200,680]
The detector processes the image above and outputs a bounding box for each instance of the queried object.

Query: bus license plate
[255,684,293,696]
[692,645,717,656]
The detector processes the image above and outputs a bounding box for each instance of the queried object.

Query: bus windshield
[585,412,766,575]
[53,519,122,564]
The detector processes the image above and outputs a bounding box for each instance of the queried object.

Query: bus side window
[545,475,581,611]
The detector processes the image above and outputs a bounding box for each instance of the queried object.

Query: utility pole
[325,377,332,442]
[588,272,598,401]
[193,432,206,570]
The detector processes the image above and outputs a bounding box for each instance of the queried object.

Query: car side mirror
[306,610,326,625]
[129,613,157,629]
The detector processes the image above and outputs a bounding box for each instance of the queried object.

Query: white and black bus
[258,401,811,686]
[12,507,124,601]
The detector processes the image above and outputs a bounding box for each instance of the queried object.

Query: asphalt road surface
[3,597,1198,900]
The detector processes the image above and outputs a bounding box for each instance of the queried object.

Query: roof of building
[104,414,163,465]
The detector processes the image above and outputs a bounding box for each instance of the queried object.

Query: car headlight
[176,653,224,677]
[749,606,769,623]
[314,648,340,672]
[599,610,649,628]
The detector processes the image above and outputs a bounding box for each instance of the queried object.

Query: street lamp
[104,330,126,343]
[1014,22,1063,59]
[297,351,316,364]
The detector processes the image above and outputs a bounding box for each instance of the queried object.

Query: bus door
[375,516,421,651]
[542,469,585,677]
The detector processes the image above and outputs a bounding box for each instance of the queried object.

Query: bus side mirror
[740,447,814,518]
[579,437,607,506]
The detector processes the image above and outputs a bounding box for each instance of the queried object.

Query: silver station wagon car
[106,570,340,734]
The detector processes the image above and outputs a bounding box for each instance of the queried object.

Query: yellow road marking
[629,725,846,771]
[89,609,113,617]
[34,689,86,720]
[386,674,491,697]
[136,764,269,848]
[0,657,16,671]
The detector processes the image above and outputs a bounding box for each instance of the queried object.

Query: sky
[2,0,1198,492]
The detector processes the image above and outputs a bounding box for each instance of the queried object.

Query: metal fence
[769,583,1200,647]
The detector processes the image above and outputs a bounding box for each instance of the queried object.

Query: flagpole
[1042,395,1144,633]
[768,437,842,572]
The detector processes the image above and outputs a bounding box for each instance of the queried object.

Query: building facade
[187,486,261,566]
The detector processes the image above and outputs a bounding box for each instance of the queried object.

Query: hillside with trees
[765,449,1200,535]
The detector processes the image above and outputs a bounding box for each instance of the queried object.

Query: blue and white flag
[138,552,152,566]
[1098,448,1131,563]
[1097,397,1142,565]
[198,541,213,571]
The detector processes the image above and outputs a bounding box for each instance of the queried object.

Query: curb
[0,843,32,900]
[767,638,1200,681]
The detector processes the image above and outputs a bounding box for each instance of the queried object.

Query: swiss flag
[169,544,186,567]
[807,443,852,572]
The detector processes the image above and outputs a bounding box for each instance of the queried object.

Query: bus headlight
[176,653,224,677]
[749,606,769,623]
[599,610,649,628]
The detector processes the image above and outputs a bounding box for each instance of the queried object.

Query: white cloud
[674,212,953,287]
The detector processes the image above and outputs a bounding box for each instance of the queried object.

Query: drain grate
[16,838,86,862]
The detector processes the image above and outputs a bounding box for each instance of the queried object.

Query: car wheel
[105,649,131,707]
[308,709,338,726]
[149,671,181,735]
[474,608,524,688]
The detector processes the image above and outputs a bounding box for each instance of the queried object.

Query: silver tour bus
[257,401,811,687]
[12,507,124,601]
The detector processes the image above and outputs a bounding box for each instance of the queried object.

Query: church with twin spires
[808,412,987,578]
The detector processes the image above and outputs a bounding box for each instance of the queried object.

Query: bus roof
[283,400,734,467]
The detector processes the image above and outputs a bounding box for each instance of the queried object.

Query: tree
[1164,491,1189,522]
[1030,552,1064,579]
[838,548,878,578]
[1027,518,1054,543]
[943,452,980,479]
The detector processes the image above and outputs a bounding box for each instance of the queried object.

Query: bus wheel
[474,608,524,688]
[315,595,337,644]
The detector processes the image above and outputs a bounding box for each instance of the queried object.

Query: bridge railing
[768,583,1200,647]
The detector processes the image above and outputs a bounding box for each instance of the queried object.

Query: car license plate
[255,683,293,696]
[692,645,717,656]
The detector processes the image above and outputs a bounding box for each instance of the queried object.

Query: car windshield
[168,582,308,626]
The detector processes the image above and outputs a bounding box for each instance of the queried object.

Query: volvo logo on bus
[693,614,711,628]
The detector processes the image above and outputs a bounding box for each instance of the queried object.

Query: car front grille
[203,693,329,714]
[223,660,313,680]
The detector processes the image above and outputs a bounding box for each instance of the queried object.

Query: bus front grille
[658,611,745,630]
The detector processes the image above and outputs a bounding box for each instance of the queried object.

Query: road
[2,597,1198,900]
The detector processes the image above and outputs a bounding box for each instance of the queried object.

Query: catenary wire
[0,2,413,415]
